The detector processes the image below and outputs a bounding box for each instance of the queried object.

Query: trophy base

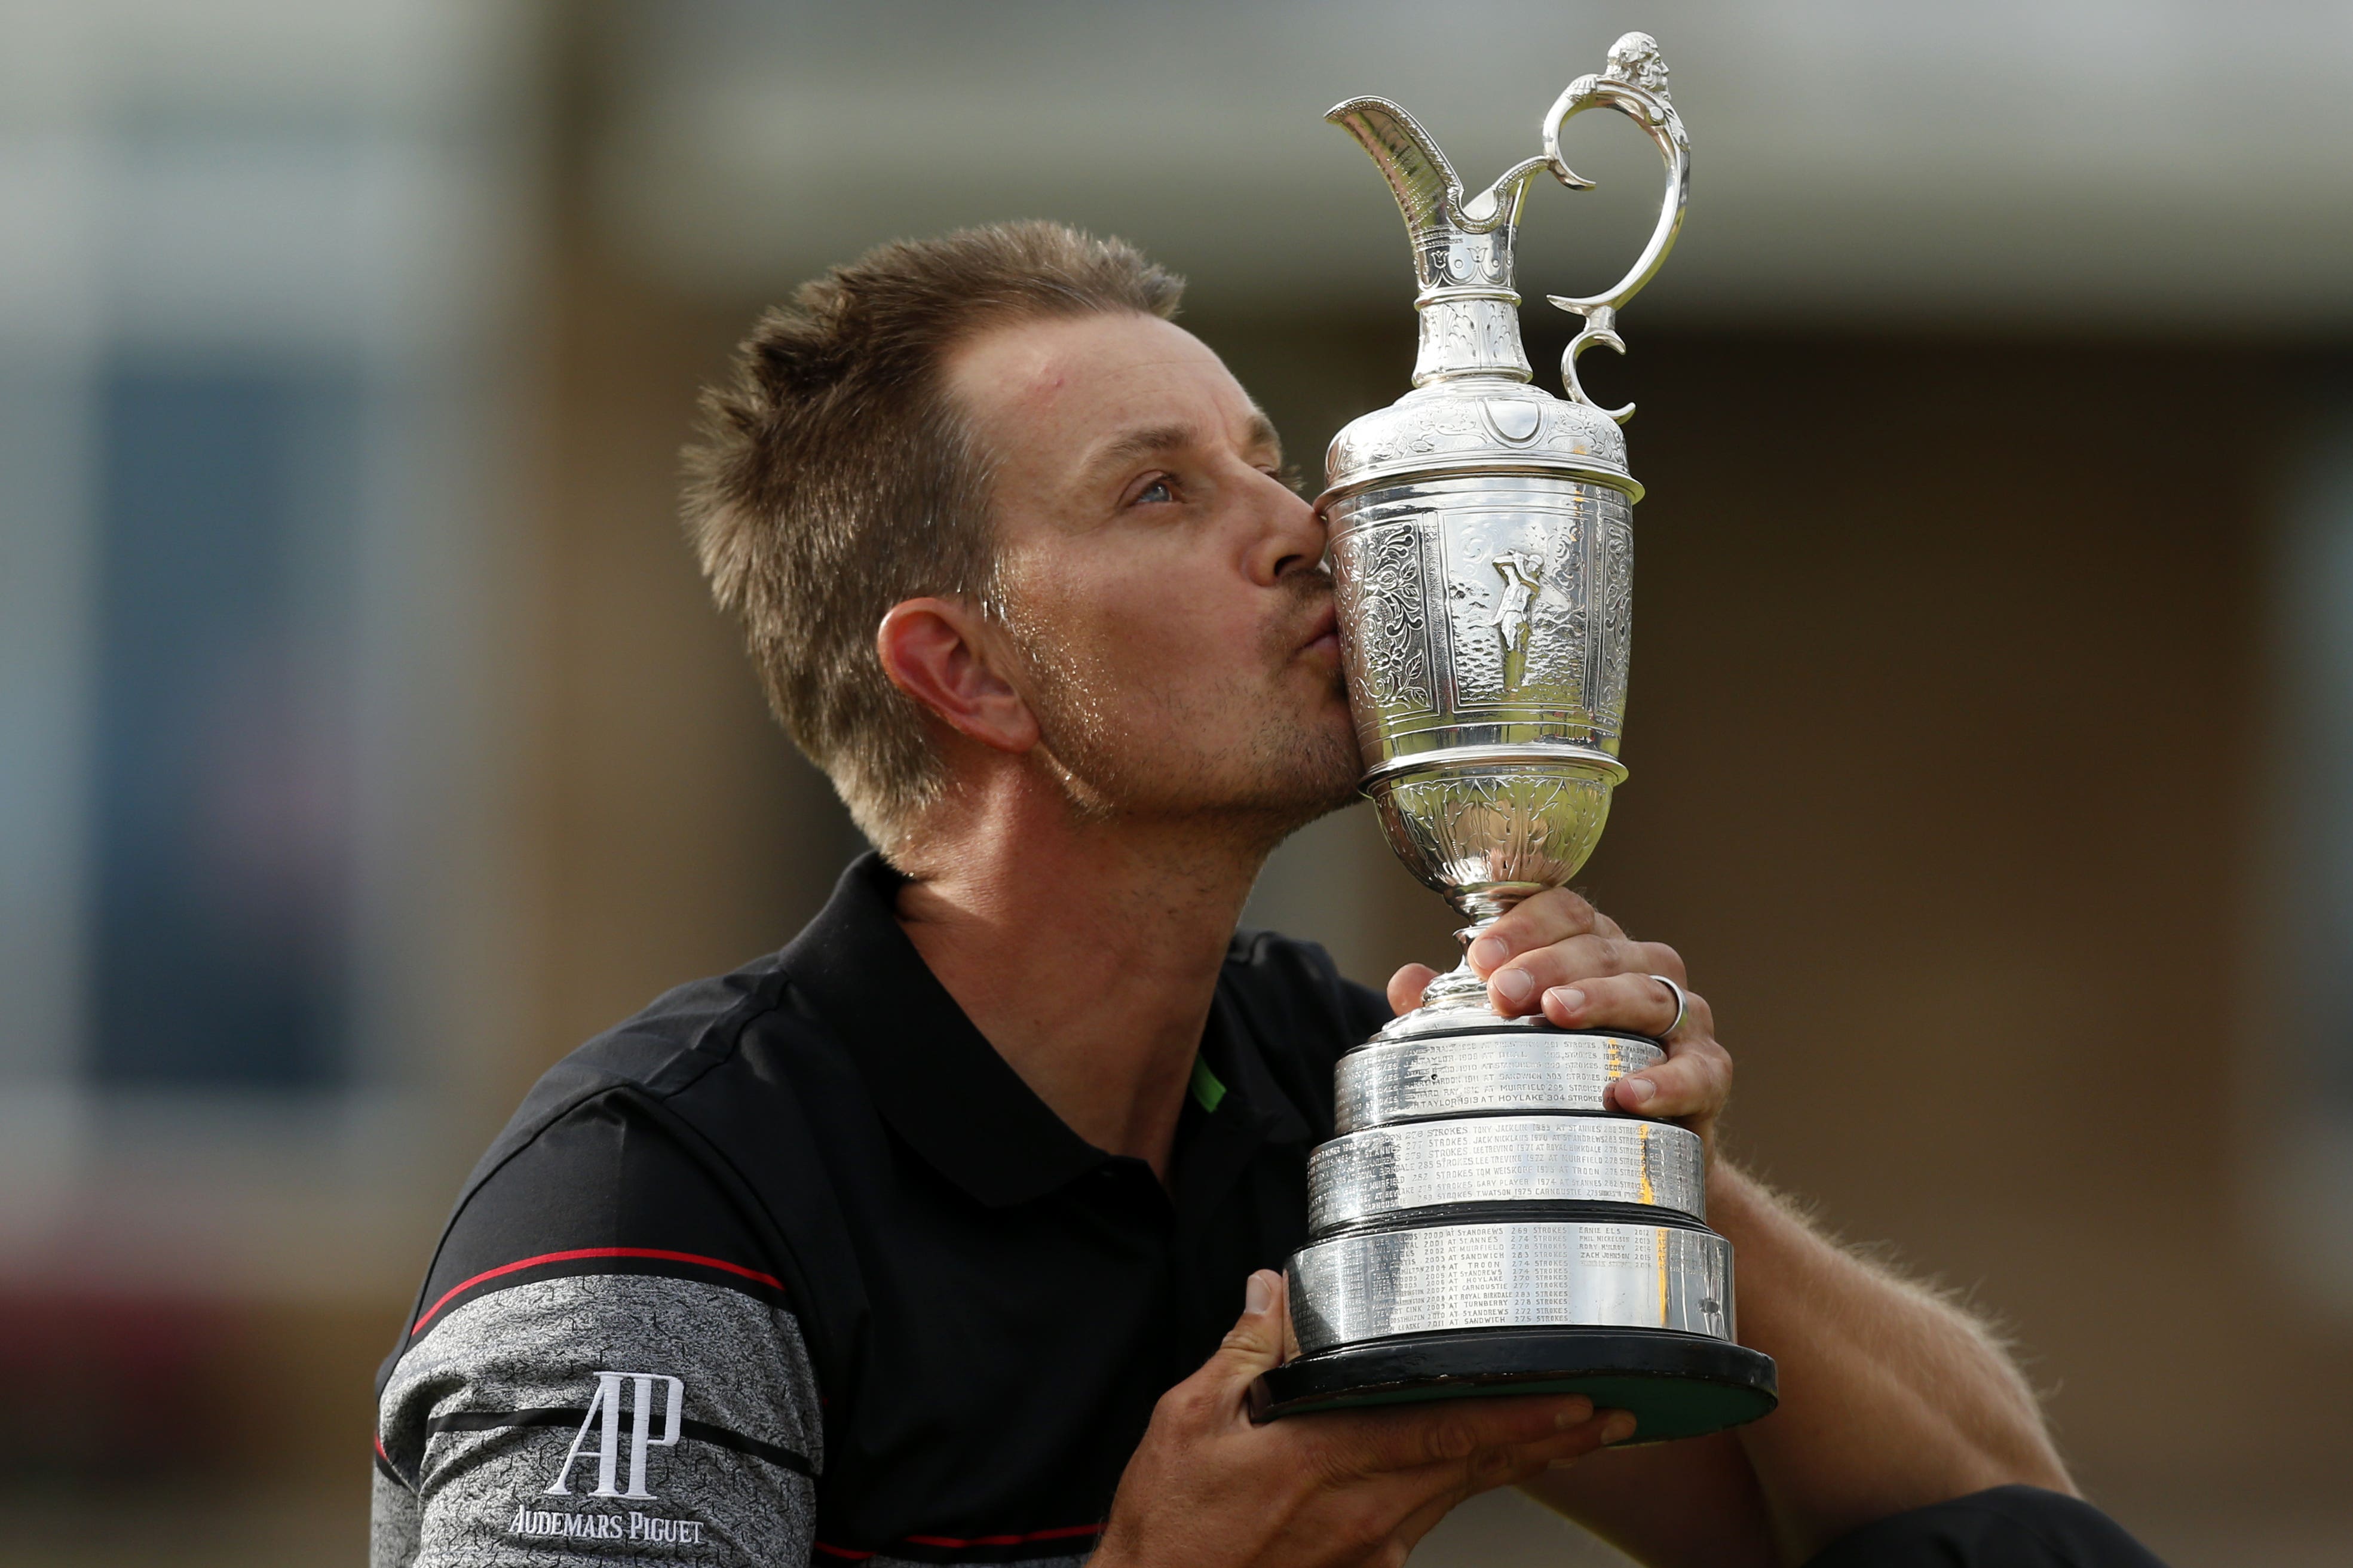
[1254,1327,1778,1441]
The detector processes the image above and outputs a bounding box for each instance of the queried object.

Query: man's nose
[1248,479,1328,586]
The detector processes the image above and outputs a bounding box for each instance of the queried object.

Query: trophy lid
[1321,33,1690,505]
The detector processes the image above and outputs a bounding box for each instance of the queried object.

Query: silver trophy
[1260,34,1778,1436]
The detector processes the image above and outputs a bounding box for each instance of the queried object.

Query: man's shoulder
[388,952,873,1380]
[503,955,807,1142]
[373,965,828,1561]
[468,948,863,1192]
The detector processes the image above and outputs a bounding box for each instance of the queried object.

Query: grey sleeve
[372,1274,821,1567]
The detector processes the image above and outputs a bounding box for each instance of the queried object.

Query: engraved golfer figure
[1490,549,1542,689]
[1490,541,1565,691]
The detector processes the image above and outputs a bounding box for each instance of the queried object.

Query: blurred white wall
[0,0,535,1303]
[595,0,2353,326]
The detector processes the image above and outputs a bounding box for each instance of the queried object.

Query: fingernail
[1601,1410,1638,1444]
[1546,1455,1583,1470]
[1495,969,1534,1005]
[1467,937,1508,971]
[1553,1397,1595,1429]
[1546,986,1585,1018]
[1245,1272,1274,1315]
[1618,1076,1656,1107]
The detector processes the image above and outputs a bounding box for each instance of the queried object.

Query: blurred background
[3,1,2350,1563]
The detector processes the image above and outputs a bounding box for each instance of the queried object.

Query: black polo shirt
[372,852,1387,1566]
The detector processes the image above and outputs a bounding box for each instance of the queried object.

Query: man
[372,223,2162,1567]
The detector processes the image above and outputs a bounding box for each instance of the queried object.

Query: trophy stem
[1416,921,1503,1014]
[1376,895,1536,1039]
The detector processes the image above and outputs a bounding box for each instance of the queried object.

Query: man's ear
[875,597,1040,754]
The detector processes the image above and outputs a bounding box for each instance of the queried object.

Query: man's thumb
[1209,1270,1289,1397]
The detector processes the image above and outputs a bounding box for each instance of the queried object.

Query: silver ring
[1647,974,1689,1041]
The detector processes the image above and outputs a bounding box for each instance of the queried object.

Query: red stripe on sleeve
[816,1523,1099,1558]
[902,1524,1104,1547]
[410,1247,785,1334]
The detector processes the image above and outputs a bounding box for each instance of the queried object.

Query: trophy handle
[1540,32,1691,425]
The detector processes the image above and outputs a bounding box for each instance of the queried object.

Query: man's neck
[893,782,1277,1182]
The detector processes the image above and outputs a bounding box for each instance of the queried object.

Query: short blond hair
[682,222,1184,849]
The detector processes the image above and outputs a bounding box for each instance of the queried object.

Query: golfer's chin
[1296,714,1369,815]
[1325,700,1367,782]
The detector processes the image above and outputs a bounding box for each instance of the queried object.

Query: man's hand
[1094,1271,1631,1568]
[1387,889,1733,1149]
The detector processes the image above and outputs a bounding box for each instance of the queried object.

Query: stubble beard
[1007,600,1361,852]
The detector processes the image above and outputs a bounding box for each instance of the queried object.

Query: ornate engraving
[1328,390,1626,489]
[1404,400,1480,456]
[1596,508,1633,727]
[1526,510,1590,702]
[1489,547,1544,684]
[1331,522,1433,722]
[1370,765,1614,904]
[1485,513,1592,693]
[1427,502,1598,715]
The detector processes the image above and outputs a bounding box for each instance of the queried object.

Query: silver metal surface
[1647,974,1690,1040]
[1331,475,1635,773]
[1289,1220,1735,1354]
[1286,35,1740,1380]
[1335,1033,1663,1131]
[1321,38,1689,1036]
[1321,30,1687,480]
[1308,1115,1705,1234]
[1542,33,1690,423]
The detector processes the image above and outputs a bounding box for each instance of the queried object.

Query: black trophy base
[1254,1327,1778,1442]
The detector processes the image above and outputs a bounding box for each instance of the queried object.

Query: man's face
[944,311,1358,834]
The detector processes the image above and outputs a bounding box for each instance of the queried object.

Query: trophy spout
[1325,96,1544,386]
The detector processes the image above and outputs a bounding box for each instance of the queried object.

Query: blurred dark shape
[86,364,362,1090]
[0,1292,238,1487]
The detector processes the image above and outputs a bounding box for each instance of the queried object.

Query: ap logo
[546,1371,685,1500]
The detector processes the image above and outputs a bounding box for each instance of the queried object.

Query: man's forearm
[1711,1160,2072,1560]
[1523,1161,2069,1567]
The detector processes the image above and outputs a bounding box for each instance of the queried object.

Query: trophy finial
[1601,30,1672,99]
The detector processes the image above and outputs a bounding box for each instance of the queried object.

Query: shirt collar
[779,853,1318,1210]
[780,853,1104,1207]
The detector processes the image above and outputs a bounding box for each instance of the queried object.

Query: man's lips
[1297,603,1340,662]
